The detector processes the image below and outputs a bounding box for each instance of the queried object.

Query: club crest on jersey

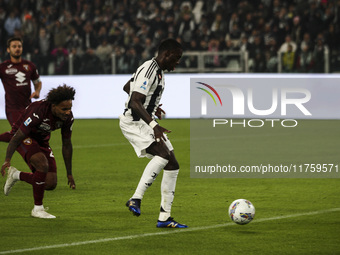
[23,138,32,145]
[23,64,29,71]
[24,117,32,126]
[140,81,147,90]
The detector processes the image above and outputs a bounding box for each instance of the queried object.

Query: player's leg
[0,131,12,142]
[159,150,179,220]
[7,109,22,126]
[4,138,40,194]
[127,142,170,216]
[135,142,171,199]
[4,139,56,218]
[20,163,57,191]
[29,152,48,203]
[5,140,57,190]
[120,116,170,216]
[29,152,56,218]
[41,146,57,190]
[156,151,187,228]
[4,155,57,193]
[45,172,57,190]
[0,110,17,142]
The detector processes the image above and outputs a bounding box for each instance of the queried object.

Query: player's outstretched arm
[62,137,75,189]
[1,129,26,176]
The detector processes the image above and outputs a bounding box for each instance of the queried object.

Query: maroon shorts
[16,137,57,173]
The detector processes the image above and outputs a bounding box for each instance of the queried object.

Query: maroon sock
[32,171,46,206]
[20,172,34,184]
[0,132,12,143]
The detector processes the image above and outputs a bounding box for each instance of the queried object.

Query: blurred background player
[1,85,76,219]
[0,37,42,142]
[119,38,187,228]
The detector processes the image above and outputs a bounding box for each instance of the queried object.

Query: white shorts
[119,114,174,158]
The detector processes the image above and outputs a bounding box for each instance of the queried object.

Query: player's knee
[45,182,57,190]
[30,153,49,173]
[164,158,180,170]
[152,148,170,160]
[158,151,170,161]
[164,151,179,170]
[45,173,57,190]
[147,143,171,160]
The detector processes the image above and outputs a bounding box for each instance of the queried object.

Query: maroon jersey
[12,100,73,146]
[0,59,40,111]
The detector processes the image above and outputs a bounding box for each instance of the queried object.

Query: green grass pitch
[0,119,339,255]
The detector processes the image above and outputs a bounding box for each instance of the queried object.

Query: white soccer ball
[228,199,255,225]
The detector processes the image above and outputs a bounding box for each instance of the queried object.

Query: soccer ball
[228,199,255,225]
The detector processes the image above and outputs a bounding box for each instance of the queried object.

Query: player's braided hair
[158,38,182,54]
[46,84,75,105]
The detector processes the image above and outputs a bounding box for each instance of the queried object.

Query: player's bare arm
[125,80,165,120]
[130,91,171,141]
[62,137,75,189]
[31,79,42,99]
[1,129,26,176]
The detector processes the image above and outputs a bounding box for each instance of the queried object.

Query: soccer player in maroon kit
[0,37,42,142]
[1,85,76,219]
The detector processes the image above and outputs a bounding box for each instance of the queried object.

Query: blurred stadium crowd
[0,0,339,74]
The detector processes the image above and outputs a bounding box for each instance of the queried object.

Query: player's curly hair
[46,84,75,105]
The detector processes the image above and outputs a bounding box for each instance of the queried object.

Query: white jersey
[124,58,164,121]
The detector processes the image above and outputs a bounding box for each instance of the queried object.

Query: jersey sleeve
[131,64,156,96]
[30,62,40,82]
[18,105,43,136]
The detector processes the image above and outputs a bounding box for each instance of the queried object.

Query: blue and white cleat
[126,199,141,217]
[156,217,188,228]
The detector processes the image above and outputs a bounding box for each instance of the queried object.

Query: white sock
[132,156,169,200]
[33,205,44,211]
[158,169,179,221]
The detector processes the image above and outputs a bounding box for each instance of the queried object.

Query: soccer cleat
[4,166,19,196]
[31,207,56,219]
[126,199,141,216]
[156,217,188,228]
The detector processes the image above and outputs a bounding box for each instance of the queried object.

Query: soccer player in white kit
[119,38,187,228]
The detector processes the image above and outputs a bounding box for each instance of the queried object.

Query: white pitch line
[0,208,339,254]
